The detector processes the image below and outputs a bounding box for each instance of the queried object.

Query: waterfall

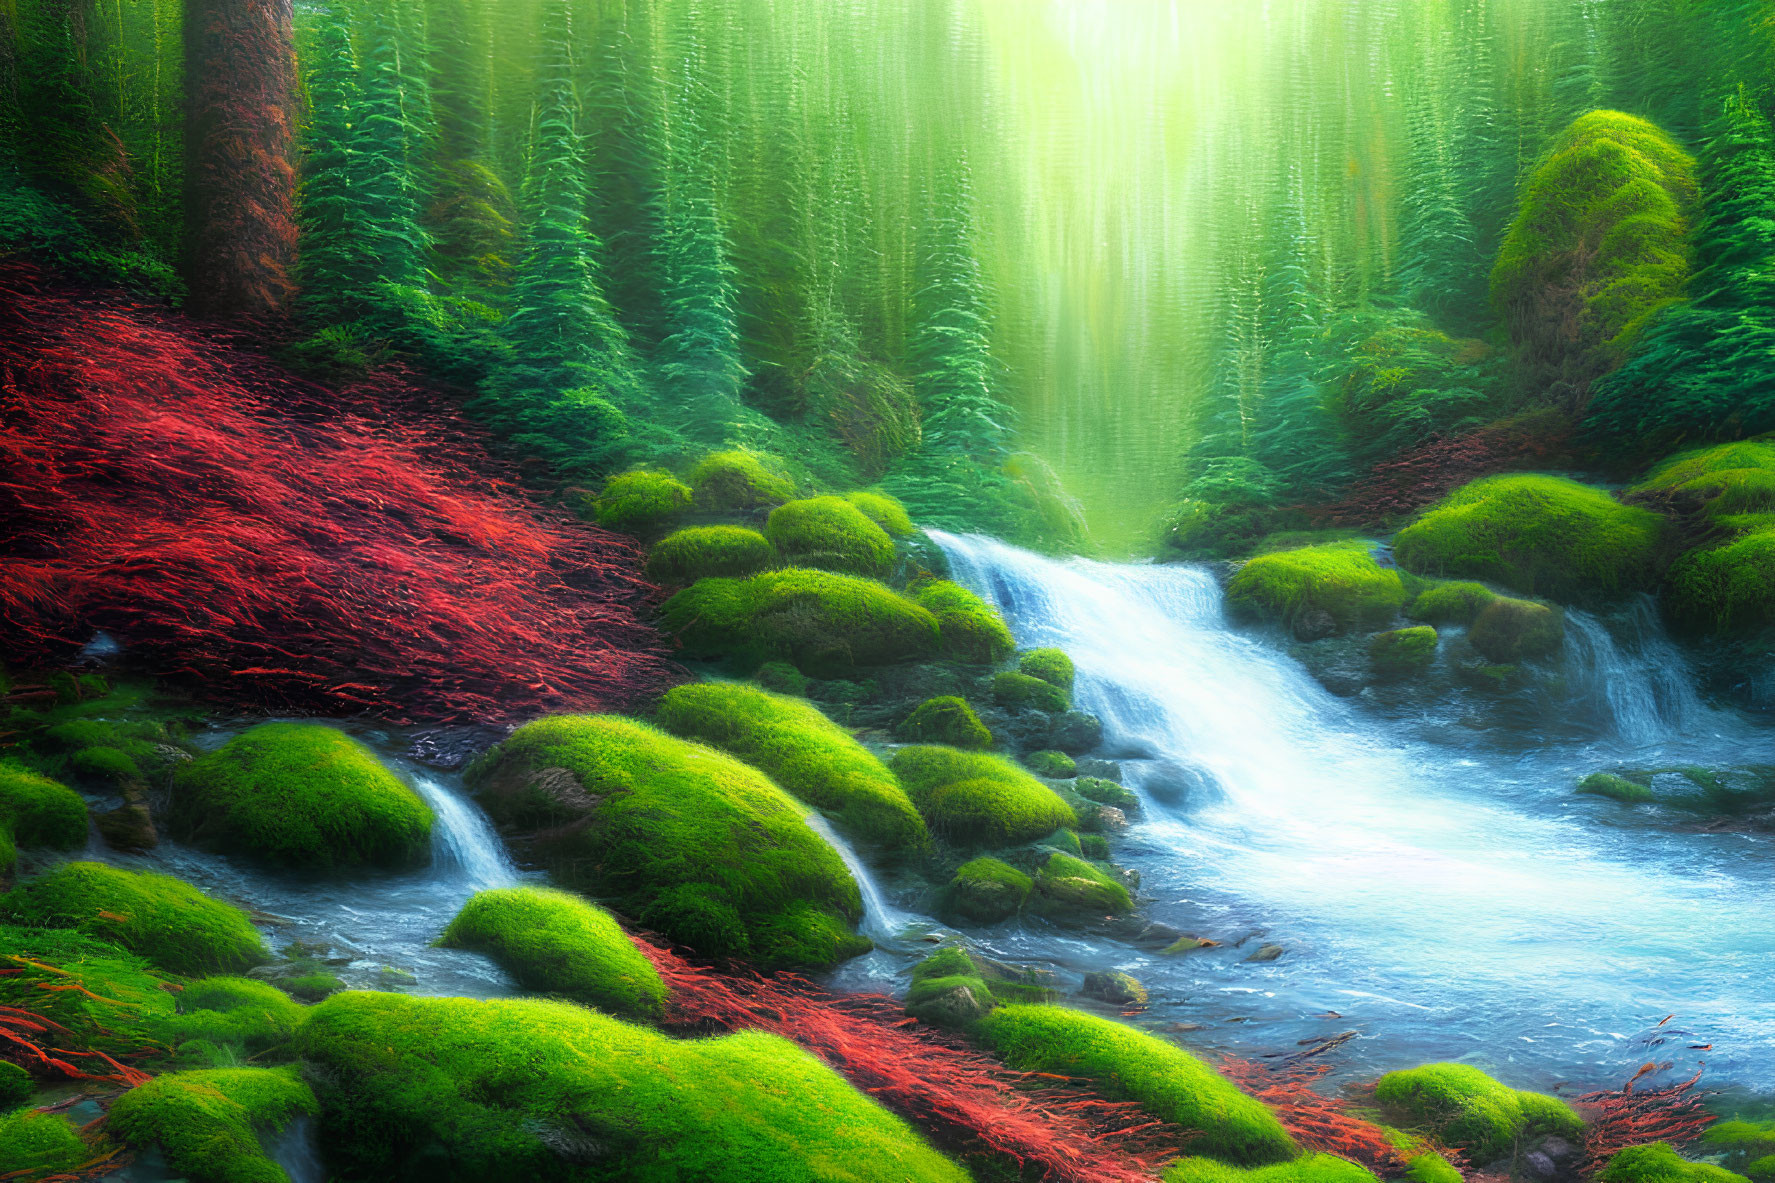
[267,1117,326,1183]
[410,773,517,892]
[1562,597,1705,744]
[801,813,917,945]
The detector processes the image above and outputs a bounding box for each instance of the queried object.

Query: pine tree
[296,6,368,323]
[351,4,429,296]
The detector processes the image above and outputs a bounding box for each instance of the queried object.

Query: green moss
[1037,827,1084,856]
[980,1005,1296,1165]
[1704,1122,1775,1154]
[1468,596,1564,663]
[1664,529,1775,635]
[591,469,692,536]
[899,696,993,751]
[661,568,940,676]
[440,887,666,1019]
[1599,1143,1751,1183]
[993,671,1069,713]
[753,660,810,696]
[1166,1153,1383,1183]
[165,977,305,1053]
[844,490,915,537]
[915,582,1016,664]
[766,497,897,578]
[68,746,139,783]
[169,724,433,870]
[1227,542,1409,634]
[658,682,927,850]
[0,862,266,975]
[0,1063,30,1113]
[1026,750,1076,778]
[1405,1152,1465,1183]
[1032,852,1132,917]
[0,766,87,851]
[1393,475,1666,600]
[1074,776,1139,811]
[0,1110,86,1177]
[465,715,866,970]
[1749,1158,1775,1181]
[294,991,968,1182]
[1410,582,1498,626]
[1019,648,1075,691]
[1370,627,1438,676]
[109,1067,318,1183]
[1578,772,1655,803]
[889,746,1077,847]
[942,858,1033,924]
[0,925,176,1055]
[1374,1062,1583,1163]
[282,973,343,1003]
[1636,443,1775,521]
[689,449,796,512]
[645,526,774,585]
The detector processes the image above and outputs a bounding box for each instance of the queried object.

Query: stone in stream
[1244,943,1285,963]
[1080,971,1148,1007]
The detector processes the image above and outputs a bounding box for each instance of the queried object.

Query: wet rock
[1292,608,1338,642]
[1073,776,1139,812]
[1130,921,1185,947]
[906,979,995,1030]
[1093,805,1129,831]
[1074,758,1122,782]
[1469,596,1564,663]
[941,857,1032,926]
[1080,971,1148,1007]
[1047,711,1103,755]
[1244,943,1284,963]
[96,801,157,853]
[1523,1151,1558,1180]
[1161,935,1220,954]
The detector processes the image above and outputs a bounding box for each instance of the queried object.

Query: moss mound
[0,924,177,1055]
[915,582,1016,664]
[899,696,993,751]
[294,991,968,1182]
[592,469,692,535]
[1664,529,1775,635]
[661,568,939,675]
[1394,475,1666,600]
[1032,852,1132,918]
[1074,776,1139,811]
[993,671,1070,713]
[1374,1062,1583,1163]
[646,526,774,585]
[0,766,87,869]
[1635,442,1775,524]
[1166,1154,1383,1183]
[0,1109,86,1177]
[942,857,1033,925]
[441,887,666,1019]
[689,450,796,512]
[1227,543,1409,635]
[0,1062,31,1112]
[1468,596,1564,663]
[1020,648,1075,690]
[1370,627,1438,676]
[109,1067,317,1183]
[844,491,915,537]
[169,724,433,870]
[766,497,897,578]
[1409,581,1497,626]
[1578,772,1654,803]
[0,862,265,976]
[1026,750,1076,778]
[1599,1143,1751,1183]
[165,977,306,1054]
[889,746,1077,847]
[465,715,866,970]
[658,682,927,850]
[979,1005,1296,1165]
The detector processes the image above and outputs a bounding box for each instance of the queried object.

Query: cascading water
[930,531,1775,1091]
[802,813,921,945]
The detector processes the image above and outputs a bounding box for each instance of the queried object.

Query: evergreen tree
[351,4,429,296]
[296,6,368,324]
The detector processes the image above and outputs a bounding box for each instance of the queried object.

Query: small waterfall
[1563,598,1705,745]
[410,774,516,891]
[266,1116,325,1183]
[802,813,916,944]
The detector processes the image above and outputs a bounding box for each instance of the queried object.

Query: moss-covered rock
[294,991,968,1182]
[1403,1151,1465,1183]
[766,497,897,578]
[1704,1121,1775,1157]
[1026,749,1077,778]
[0,862,265,975]
[165,977,306,1054]
[1166,1154,1383,1183]
[108,1067,317,1183]
[661,568,940,676]
[0,925,177,1056]
[0,1062,30,1113]
[0,1109,87,1177]
[440,887,666,1019]
[591,469,692,536]
[1032,852,1132,919]
[645,526,774,585]
[1394,475,1666,600]
[1074,776,1139,812]
[844,490,915,537]
[980,1005,1296,1165]
[0,766,88,871]
[889,746,1077,847]
[1081,970,1148,1007]
[658,682,927,850]
[1370,627,1438,677]
[1228,542,1409,637]
[941,857,1033,925]
[689,450,797,512]
[915,581,1016,664]
[1599,1143,1751,1183]
[1374,1062,1583,1164]
[169,724,433,870]
[1409,581,1498,626]
[993,670,1070,713]
[898,696,993,751]
[1635,442,1775,527]
[465,715,866,970]
[1467,596,1565,663]
[753,660,810,696]
[1020,648,1076,691]
[1663,529,1775,635]
[1577,772,1655,803]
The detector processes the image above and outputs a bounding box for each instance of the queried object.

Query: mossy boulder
[1227,542,1409,637]
[1032,852,1132,919]
[1026,750,1076,778]
[165,977,306,1054]
[0,925,177,1054]
[1081,970,1148,1007]
[941,857,1033,925]
[1663,529,1775,635]
[294,991,969,1182]
[1578,772,1654,803]
[1409,581,1497,626]
[766,496,897,578]
[1468,596,1564,663]
[1394,475,1667,600]
[890,746,1078,847]
[689,449,796,512]
[661,568,939,676]
[753,660,810,696]
[108,1067,318,1183]
[464,715,866,970]
[169,723,433,870]
[1020,648,1075,690]
[0,1062,30,1112]
[905,946,998,1030]
[915,581,1016,664]
[1634,442,1775,527]
[591,469,692,535]
[658,682,927,850]
[440,887,666,1019]
[1374,1062,1584,1164]
[993,670,1070,713]
[844,490,915,537]
[1704,1121,1775,1157]
[898,696,993,751]
[979,1005,1296,1165]
[1167,1156,1382,1183]
[1599,1143,1751,1183]
[645,526,774,585]
[0,862,266,975]
[1370,627,1438,677]
[1074,776,1139,812]
[0,766,88,872]
[0,1109,87,1177]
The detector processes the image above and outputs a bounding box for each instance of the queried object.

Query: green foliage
[592,470,693,536]
[0,1063,31,1113]
[1019,649,1075,691]
[293,991,968,1182]
[109,1067,318,1183]
[0,765,88,861]
[766,497,897,578]
[844,491,916,537]
[1369,627,1438,676]
[0,1110,86,1177]
[164,977,306,1055]
[0,925,177,1055]
[1338,322,1502,469]
[0,862,266,976]
[168,724,434,870]
[1374,1062,1583,1163]
[979,1005,1296,1165]
[440,887,666,1019]
[1026,750,1076,778]
[1577,772,1655,803]
[1032,852,1131,917]
[465,715,866,970]
[899,697,993,751]
[888,746,1077,846]
[916,582,1016,664]
[942,858,1033,924]
[753,661,810,696]
[1227,542,1408,634]
[1393,475,1667,599]
[993,671,1070,713]
[1599,1143,1750,1183]
[1166,1155,1383,1183]
[689,450,796,512]
[656,682,927,850]
[646,526,774,585]
[1468,597,1565,663]
[1409,582,1497,626]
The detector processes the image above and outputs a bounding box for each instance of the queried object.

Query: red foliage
[1219,1054,1414,1177]
[1573,1062,1716,1175]
[637,938,1177,1182]
[0,264,681,723]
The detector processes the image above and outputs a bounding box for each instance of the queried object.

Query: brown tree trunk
[182,0,297,319]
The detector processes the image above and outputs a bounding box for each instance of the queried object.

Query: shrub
[1227,543,1408,634]
[164,977,306,1054]
[465,716,866,970]
[168,723,434,870]
[942,858,1033,925]
[591,469,692,535]
[1393,475,1667,600]
[899,697,993,751]
[1032,852,1132,918]
[1468,596,1564,663]
[0,862,266,975]
[1167,1154,1384,1183]
[1374,1062,1583,1163]
[646,526,774,585]
[108,1067,318,1183]
[915,582,1016,664]
[440,887,667,1019]
[1409,581,1497,626]
[1026,750,1076,778]
[1599,1143,1750,1183]
[845,490,916,537]
[0,1063,31,1113]
[0,766,88,853]
[889,746,1077,846]
[689,450,796,512]
[765,497,897,578]
[1369,627,1438,676]
[1578,772,1654,803]
[979,1005,1296,1165]
[1019,648,1075,690]
[294,991,969,1182]
[0,1110,86,1177]
[993,671,1070,713]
